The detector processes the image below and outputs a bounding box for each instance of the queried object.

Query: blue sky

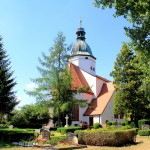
[0,0,130,107]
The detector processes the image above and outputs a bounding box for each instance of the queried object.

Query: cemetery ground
[0,135,150,150]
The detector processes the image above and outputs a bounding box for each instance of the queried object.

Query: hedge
[78,129,137,146]
[57,127,82,134]
[138,130,150,136]
[0,129,35,142]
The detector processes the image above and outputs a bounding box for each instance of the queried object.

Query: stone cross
[65,115,69,127]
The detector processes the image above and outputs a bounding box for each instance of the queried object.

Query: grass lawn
[0,136,150,150]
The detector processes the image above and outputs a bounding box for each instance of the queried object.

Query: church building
[69,26,123,127]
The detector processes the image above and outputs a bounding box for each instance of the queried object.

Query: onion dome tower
[69,22,96,76]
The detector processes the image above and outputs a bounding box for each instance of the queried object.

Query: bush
[138,119,150,129]
[120,125,131,130]
[138,130,150,136]
[57,127,82,134]
[121,122,126,126]
[47,136,66,144]
[93,123,102,129]
[0,129,35,142]
[106,122,115,127]
[78,129,137,146]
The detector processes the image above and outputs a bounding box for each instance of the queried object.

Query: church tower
[69,25,96,76]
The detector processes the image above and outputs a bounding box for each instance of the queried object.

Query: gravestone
[66,132,78,145]
[42,129,50,141]
[142,124,150,130]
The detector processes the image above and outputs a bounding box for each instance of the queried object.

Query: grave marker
[42,129,50,141]
[66,132,78,145]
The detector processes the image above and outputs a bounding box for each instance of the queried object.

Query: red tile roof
[84,82,115,116]
[70,63,93,95]
[96,75,111,83]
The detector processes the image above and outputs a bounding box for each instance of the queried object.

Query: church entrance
[89,117,93,126]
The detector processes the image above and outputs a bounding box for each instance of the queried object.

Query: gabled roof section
[84,82,115,116]
[70,63,93,95]
[96,75,111,83]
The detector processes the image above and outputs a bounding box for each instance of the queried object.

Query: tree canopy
[94,0,150,55]
[0,36,19,116]
[11,104,50,128]
[110,43,149,126]
[26,32,88,126]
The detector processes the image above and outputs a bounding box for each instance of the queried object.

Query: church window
[85,57,88,59]
[90,66,92,70]
[93,68,95,71]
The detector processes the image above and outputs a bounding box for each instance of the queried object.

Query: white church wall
[101,95,114,125]
[70,55,96,76]
[81,70,97,98]
[93,116,100,124]
[71,93,92,126]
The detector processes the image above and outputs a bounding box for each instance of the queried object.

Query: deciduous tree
[26,32,88,126]
[94,0,150,55]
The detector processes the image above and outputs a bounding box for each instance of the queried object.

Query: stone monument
[66,132,78,145]
[42,129,50,141]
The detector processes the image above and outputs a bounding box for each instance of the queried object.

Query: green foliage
[138,130,150,136]
[11,104,50,128]
[57,127,82,134]
[26,32,89,126]
[0,36,19,116]
[120,126,132,130]
[138,119,150,129]
[78,129,137,146]
[121,122,126,126]
[110,43,148,127]
[0,129,35,142]
[93,0,150,55]
[93,123,102,129]
[47,136,66,144]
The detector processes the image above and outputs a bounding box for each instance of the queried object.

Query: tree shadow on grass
[0,141,15,148]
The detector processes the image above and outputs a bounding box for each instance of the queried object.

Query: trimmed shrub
[0,129,35,142]
[138,130,150,136]
[121,122,126,126]
[78,129,137,146]
[93,123,102,129]
[57,127,82,134]
[120,125,132,130]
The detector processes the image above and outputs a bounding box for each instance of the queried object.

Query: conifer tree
[0,36,18,119]
[111,43,149,127]
[26,32,88,126]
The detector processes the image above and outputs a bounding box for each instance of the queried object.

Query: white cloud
[25,83,37,90]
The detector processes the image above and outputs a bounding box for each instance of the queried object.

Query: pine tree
[0,36,18,119]
[111,43,148,127]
